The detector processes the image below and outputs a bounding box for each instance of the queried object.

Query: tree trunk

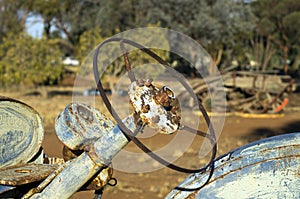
[215,48,223,67]
[262,37,275,72]
[283,46,289,74]
[210,47,223,74]
[291,53,300,72]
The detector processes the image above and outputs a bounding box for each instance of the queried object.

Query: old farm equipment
[181,70,295,114]
[1,96,299,198]
[166,132,300,199]
[0,36,299,198]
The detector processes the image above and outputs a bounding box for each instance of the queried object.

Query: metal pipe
[28,106,136,198]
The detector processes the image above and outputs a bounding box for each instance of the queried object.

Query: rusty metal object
[0,96,44,168]
[26,103,137,198]
[88,115,135,165]
[0,164,59,186]
[180,71,294,113]
[225,72,295,113]
[0,101,124,198]
[62,146,83,161]
[262,79,294,113]
[43,155,65,165]
[166,132,300,198]
[84,166,113,191]
[55,103,115,150]
[62,146,113,191]
[128,80,181,134]
[27,153,103,199]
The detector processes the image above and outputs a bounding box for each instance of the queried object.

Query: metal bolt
[137,79,145,87]
[163,86,176,99]
[145,78,153,87]
[151,115,160,124]
[141,104,150,113]
[77,105,93,122]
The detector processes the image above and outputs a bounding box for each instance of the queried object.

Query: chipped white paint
[0,98,44,168]
[29,153,101,199]
[128,81,180,134]
[55,103,115,150]
[89,115,135,165]
[166,132,300,199]
[27,103,137,198]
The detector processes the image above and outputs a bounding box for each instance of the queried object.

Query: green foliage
[0,0,31,41]
[252,0,300,41]
[0,33,64,87]
[31,0,111,55]
[1,0,300,87]
[282,12,300,43]
[252,0,300,73]
[77,24,170,90]
[120,24,170,79]
[78,27,105,62]
[128,0,257,68]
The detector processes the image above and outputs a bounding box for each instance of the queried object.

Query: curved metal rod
[92,37,217,181]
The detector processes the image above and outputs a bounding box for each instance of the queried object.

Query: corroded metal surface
[55,103,115,150]
[166,132,300,199]
[128,80,181,134]
[0,164,58,186]
[30,103,136,198]
[62,146,113,190]
[89,115,136,165]
[29,153,102,199]
[85,165,113,190]
[62,146,83,161]
[0,96,44,168]
[43,155,65,165]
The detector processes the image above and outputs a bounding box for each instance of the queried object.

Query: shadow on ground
[242,119,300,142]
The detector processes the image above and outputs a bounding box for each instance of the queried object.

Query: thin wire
[120,40,136,82]
[93,37,217,182]
[119,38,216,185]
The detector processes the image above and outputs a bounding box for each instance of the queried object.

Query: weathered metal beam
[28,153,101,199]
[26,103,136,199]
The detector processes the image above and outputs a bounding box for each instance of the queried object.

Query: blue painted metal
[166,133,300,199]
[2,98,299,199]
[0,184,15,195]
[26,103,136,198]
[55,103,115,150]
[89,115,135,165]
[0,97,44,168]
[166,132,300,199]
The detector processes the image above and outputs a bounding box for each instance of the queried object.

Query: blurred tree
[252,0,300,74]
[78,27,105,62]
[0,33,64,87]
[212,0,256,67]
[30,0,54,38]
[77,24,170,92]
[29,0,257,73]
[2,0,298,86]
[132,0,256,73]
[246,34,276,72]
[0,0,33,42]
[31,0,107,56]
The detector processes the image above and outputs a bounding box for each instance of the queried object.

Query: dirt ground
[1,86,300,199]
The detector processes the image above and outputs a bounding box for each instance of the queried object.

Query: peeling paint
[128,81,181,134]
[166,132,300,199]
